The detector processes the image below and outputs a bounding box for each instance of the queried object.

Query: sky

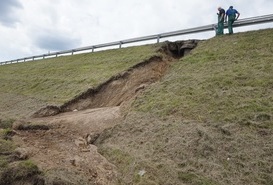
[1,0,273,62]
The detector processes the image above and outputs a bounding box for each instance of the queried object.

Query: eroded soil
[9,40,198,184]
[14,107,121,184]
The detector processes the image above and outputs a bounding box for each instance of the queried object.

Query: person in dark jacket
[217,7,225,35]
[225,6,240,34]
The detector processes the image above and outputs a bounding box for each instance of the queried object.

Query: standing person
[225,6,240,34]
[217,7,225,35]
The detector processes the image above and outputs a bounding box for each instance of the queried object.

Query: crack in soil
[32,40,198,118]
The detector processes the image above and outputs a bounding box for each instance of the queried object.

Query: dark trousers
[228,16,236,34]
[217,20,224,35]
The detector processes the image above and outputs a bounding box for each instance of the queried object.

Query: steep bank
[2,40,198,184]
[95,29,273,185]
[1,28,272,185]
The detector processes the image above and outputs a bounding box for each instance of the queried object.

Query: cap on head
[229,6,233,9]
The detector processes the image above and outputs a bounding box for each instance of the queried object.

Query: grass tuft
[0,119,15,129]
[0,160,42,184]
[0,140,16,154]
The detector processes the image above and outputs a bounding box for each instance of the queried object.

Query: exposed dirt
[13,107,121,184]
[9,40,199,184]
[32,40,198,118]
[32,55,170,118]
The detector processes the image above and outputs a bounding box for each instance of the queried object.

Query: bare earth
[14,107,121,184]
[11,53,176,184]
[5,41,198,184]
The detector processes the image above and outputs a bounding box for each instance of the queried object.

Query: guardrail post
[92,47,94,52]
[157,35,161,43]
[119,42,123,48]
[213,24,217,35]
[72,50,74,55]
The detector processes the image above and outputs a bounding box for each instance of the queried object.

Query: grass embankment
[97,29,273,185]
[0,44,160,104]
[0,44,161,118]
[135,28,273,126]
[1,28,272,184]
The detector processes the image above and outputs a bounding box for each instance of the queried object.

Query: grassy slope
[0,44,161,118]
[98,29,273,185]
[0,44,160,104]
[0,28,272,184]
[135,29,273,126]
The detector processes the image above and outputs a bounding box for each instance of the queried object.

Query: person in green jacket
[225,6,240,34]
[217,7,225,35]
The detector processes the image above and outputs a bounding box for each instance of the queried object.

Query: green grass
[133,29,273,125]
[0,139,16,154]
[0,160,41,184]
[98,147,135,177]
[95,29,273,184]
[0,120,16,173]
[0,44,161,105]
[1,28,273,184]
[0,119,14,129]
[178,172,219,185]
[0,137,16,182]
[0,119,42,184]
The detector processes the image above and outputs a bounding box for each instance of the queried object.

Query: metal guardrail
[1,14,273,65]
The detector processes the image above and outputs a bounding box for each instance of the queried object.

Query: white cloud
[0,0,273,61]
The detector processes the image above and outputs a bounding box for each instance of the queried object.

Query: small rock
[14,147,29,160]
[135,84,147,93]
[103,164,113,171]
[75,137,87,147]
[39,146,47,149]
[91,171,98,178]
[70,159,76,166]
[85,133,99,144]
[138,170,146,177]
[12,120,27,130]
